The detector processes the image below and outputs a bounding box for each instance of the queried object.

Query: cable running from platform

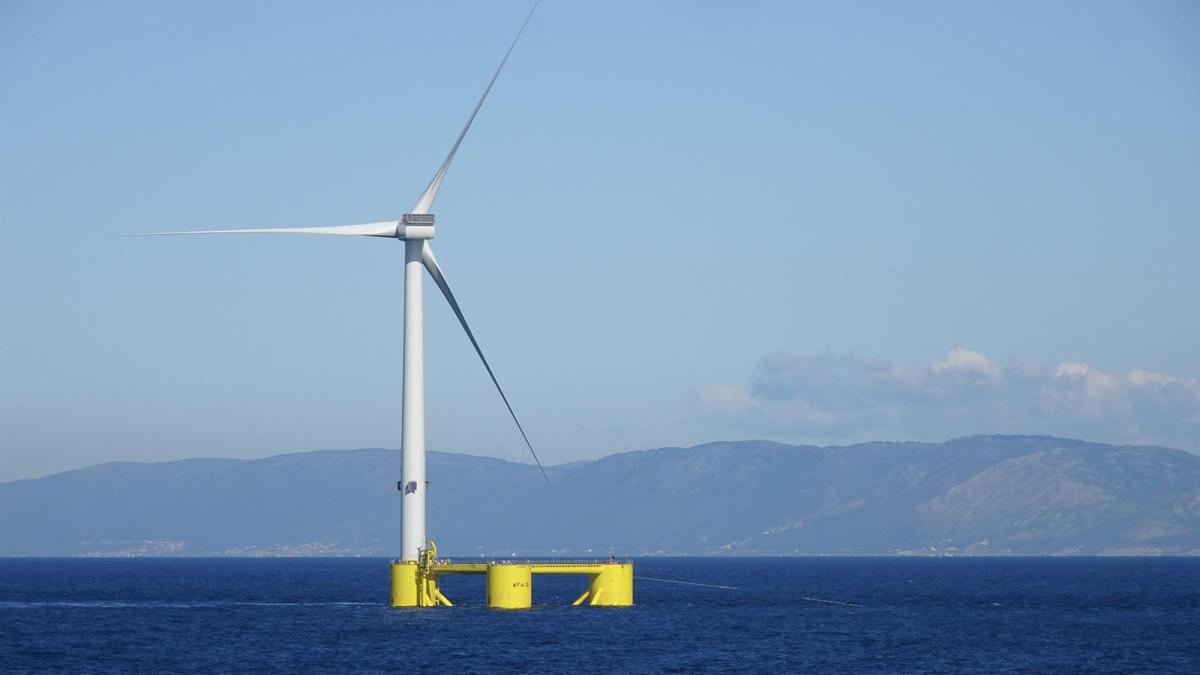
[634,575,738,590]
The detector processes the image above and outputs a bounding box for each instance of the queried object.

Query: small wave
[233,601,376,607]
[798,596,864,608]
[0,600,376,609]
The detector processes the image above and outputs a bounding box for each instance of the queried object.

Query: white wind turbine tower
[140,4,549,564]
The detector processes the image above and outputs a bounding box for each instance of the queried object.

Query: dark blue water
[2,558,1198,673]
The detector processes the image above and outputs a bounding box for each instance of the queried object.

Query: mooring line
[634,575,738,590]
[799,595,863,608]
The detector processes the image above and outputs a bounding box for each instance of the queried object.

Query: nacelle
[400,213,436,240]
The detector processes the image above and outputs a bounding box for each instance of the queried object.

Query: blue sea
[2,557,1198,673]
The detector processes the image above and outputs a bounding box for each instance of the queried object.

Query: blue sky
[2,0,1197,481]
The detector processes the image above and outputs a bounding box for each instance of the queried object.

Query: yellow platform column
[487,564,532,609]
[391,562,420,607]
[587,563,634,606]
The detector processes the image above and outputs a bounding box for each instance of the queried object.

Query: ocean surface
[2,557,1198,673]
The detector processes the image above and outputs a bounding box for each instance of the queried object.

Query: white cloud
[1054,362,1092,377]
[694,384,753,416]
[1127,368,1188,387]
[932,347,1001,380]
[691,348,1200,451]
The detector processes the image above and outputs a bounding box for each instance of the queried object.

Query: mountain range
[2,435,1197,556]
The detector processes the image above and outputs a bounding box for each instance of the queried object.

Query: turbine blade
[128,221,399,238]
[421,243,551,488]
[409,1,540,215]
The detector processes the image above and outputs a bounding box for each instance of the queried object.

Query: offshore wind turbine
[141,4,548,566]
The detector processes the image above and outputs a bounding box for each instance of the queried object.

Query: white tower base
[400,239,427,561]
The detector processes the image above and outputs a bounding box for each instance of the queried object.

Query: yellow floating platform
[390,543,633,609]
